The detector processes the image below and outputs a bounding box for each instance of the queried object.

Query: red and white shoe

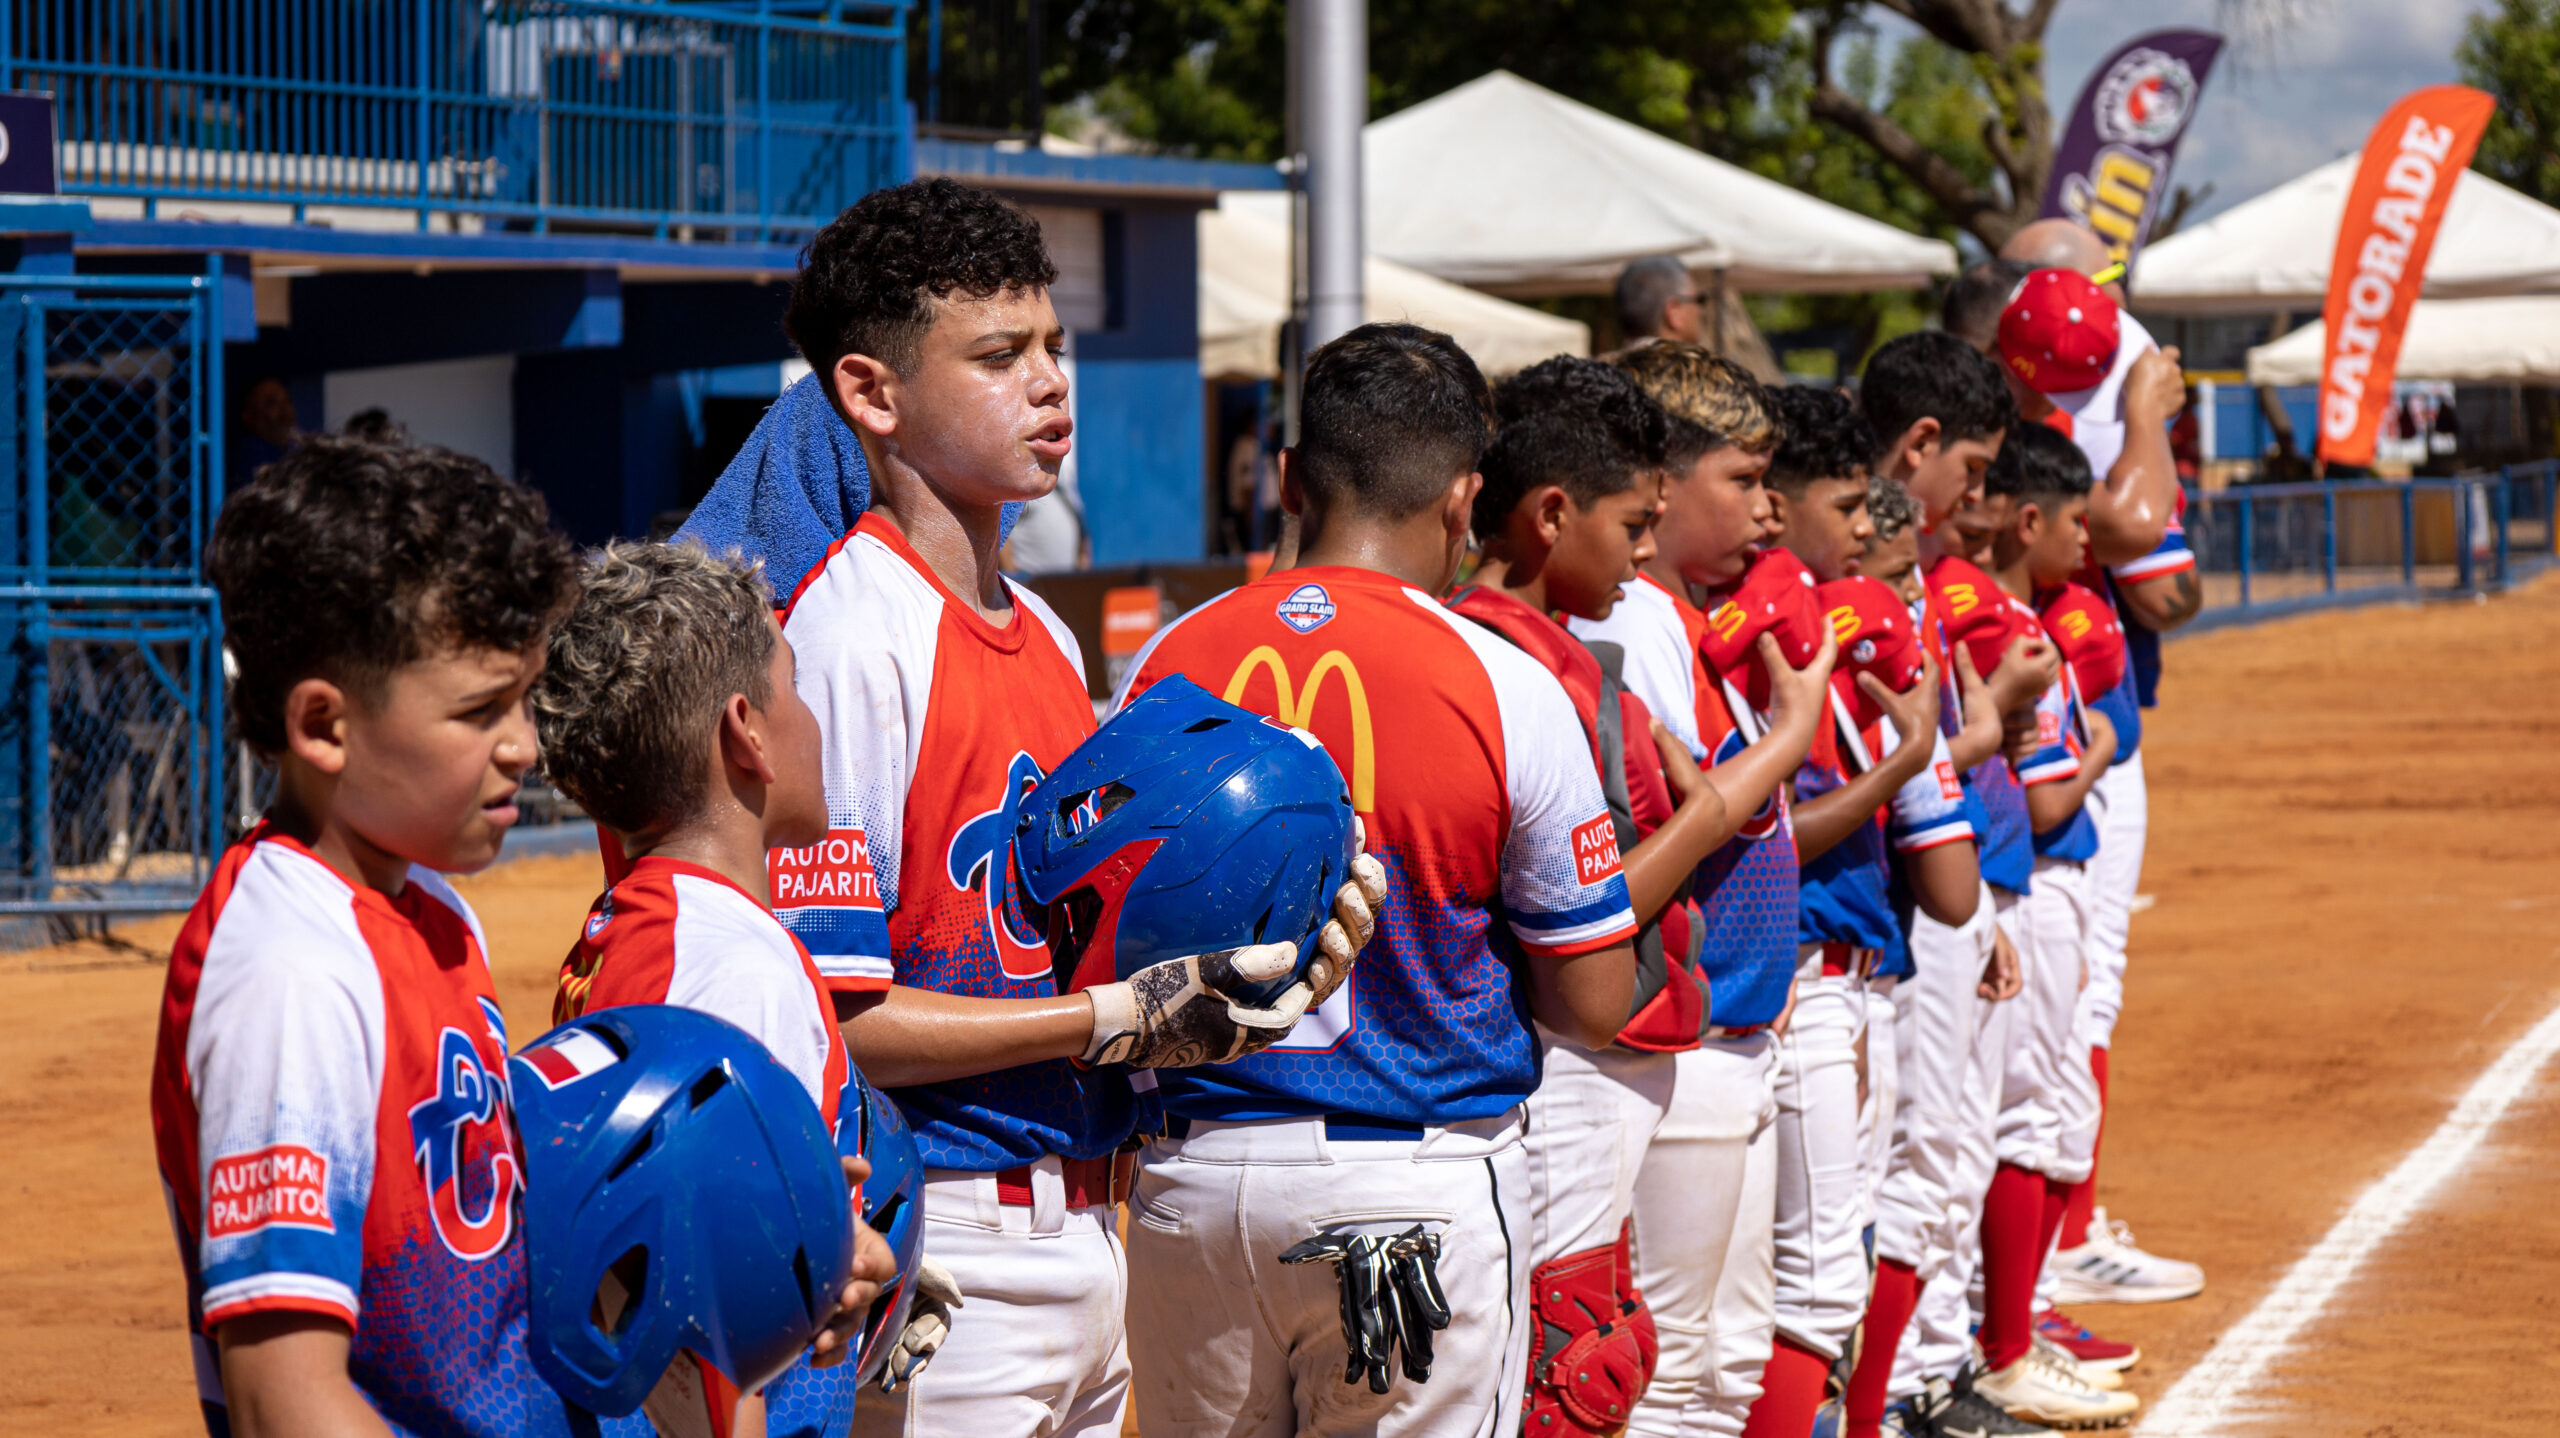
[2049,1207,2206,1306]
[2035,1309,2138,1374]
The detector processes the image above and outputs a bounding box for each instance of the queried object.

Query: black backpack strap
[1580,639,1667,1024]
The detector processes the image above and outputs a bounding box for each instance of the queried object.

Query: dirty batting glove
[878,1253,964,1393]
[1082,942,1316,1068]
[1307,821,1391,1005]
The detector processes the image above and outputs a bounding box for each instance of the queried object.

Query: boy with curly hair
[152,438,585,1436]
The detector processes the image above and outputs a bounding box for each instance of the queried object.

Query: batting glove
[878,1254,963,1392]
[1309,848,1388,1005]
[1082,941,1316,1068]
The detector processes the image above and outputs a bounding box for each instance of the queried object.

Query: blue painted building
[2,0,1272,560]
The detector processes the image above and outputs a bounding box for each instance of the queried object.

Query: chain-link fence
[0,271,224,936]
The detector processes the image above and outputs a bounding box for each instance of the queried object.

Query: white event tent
[2244,296,2560,387]
[1198,196,1589,381]
[2133,155,2560,314]
[1352,71,1959,296]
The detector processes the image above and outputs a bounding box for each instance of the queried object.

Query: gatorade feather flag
[2317,85,2495,467]
[2039,30,2224,266]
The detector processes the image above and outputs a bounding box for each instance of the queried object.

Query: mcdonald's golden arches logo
[1222,647,1375,813]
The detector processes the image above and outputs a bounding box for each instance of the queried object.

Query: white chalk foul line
[2136,993,2560,1437]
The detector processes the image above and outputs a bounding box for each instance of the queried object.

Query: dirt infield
[6,575,2558,1437]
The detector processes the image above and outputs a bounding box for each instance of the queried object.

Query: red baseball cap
[1930,558,2031,683]
[1997,268,2121,395]
[1702,549,1825,713]
[1817,577,1925,733]
[2038,582,2127,699]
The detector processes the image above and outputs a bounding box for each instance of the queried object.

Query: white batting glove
[1082,942,1315,1068]
[878,1254,963,1393]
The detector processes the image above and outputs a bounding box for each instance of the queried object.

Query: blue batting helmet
[838,1067,925,1386]
[1010,674,1359,1008]
[511,1005,855,1417]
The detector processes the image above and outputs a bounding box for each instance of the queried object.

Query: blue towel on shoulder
[676,373,1021,595]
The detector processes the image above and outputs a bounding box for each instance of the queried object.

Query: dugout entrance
[0,269,227,935]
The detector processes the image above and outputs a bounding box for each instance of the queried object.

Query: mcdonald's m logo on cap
[1222,647,1374,813]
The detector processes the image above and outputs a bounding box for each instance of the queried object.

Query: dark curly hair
[535,543,775,838]
[1476,357,1670,540]
[1765,386,1878,498]
[786,177,1059,378]
[209,436,580,755]
[1983,421,2092,503]
[1295,322,1494,520]
[1859,330,2017,455]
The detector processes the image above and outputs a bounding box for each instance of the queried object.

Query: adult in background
[1616,255,1707,348]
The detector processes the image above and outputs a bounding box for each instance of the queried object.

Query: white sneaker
[2031,1333,2121,1390]
[2050,1207,2206,1306]
[1973,1348,2139,1429]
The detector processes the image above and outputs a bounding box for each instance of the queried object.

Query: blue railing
[3,0,910,240]
[2182,462,2559,630]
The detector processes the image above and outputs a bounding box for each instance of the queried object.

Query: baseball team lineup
[155,174,2231,1438]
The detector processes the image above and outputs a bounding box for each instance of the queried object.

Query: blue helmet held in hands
[1010,674,1360,1008]
[838,1066,925,1386]
[511,1005,854,1417]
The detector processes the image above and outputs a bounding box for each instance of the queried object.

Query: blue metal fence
[2182,463,2560,630]
[5,0,909,239]
[0,270,225,926]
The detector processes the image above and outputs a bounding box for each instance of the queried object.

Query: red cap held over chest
[1701,548,1825,712]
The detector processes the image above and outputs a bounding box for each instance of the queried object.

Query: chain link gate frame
[0,267,225,935]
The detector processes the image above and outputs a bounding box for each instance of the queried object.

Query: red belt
[994,1152,1133,1210]
[1703,1022,1770,1040]
[1818,943,1878,979]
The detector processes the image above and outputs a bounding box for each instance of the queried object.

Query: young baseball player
[1572,343,1832,1438]
[1742,388,1977,1438]
[152,438,591,1436]
[1862,330,2015,534]
[1447,356,1760,1434]
[1988,270,2208,1318]
[533,542,917,1437]
[770,178,1378,1438]
[1111,323,1641,1438]
[1965,424,2134,1428]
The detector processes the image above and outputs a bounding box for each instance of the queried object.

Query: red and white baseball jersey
[554,856,848,1128]
[1117,565,1637,1125]
[1570,573,1712,762]
[775,513,1127,1172]
[151,826,578,1437]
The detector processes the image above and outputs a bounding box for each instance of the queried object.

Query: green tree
[2459,0,2560,206]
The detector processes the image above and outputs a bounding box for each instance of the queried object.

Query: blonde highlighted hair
[1609,342,1783,459]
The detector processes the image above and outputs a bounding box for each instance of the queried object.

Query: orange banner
[2317,84,2494,466]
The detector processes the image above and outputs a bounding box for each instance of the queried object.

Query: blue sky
[2039,0,2493,219]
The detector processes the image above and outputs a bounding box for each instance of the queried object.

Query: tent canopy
[2244,296,2560,386]
[2132,155,2560,315]
[1357,72,1959,297]
[1199,197,1588,381]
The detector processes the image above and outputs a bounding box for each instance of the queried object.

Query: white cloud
[2042,0,2492,221]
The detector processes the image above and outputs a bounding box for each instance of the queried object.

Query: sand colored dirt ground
[5,575,2558,1437]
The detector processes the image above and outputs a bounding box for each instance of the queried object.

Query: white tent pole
[1302,0,1365,351]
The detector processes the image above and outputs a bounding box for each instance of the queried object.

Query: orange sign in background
[2316,84,2494,467]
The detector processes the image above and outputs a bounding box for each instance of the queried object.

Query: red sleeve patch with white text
[770,828,883,910]
[207,1144,333,1239]
[1934,759,1963,801]
[1572,814,1624,887]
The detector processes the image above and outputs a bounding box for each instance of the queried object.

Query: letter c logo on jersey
[1222,647,1374,813]
[947,750,1057,982]
[407,1026,522,1262]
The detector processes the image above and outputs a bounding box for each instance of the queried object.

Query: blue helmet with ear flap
[510,1005,854,1417]
[1009,674,1359,1008]
[838,1065,924,1386]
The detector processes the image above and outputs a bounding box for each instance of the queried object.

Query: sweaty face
[759,617,829,851]
[1657,445,1773,590]
[886,287,1072,508]
[1779,473,1876,584]
[336,644,544,876]
[1547,474,1664,621]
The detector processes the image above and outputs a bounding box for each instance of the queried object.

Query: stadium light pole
[1301,0,1364,353]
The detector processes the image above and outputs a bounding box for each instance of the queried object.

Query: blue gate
[0,270,225,927]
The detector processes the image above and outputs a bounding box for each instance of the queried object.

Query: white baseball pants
[2080,749,2148,1046]
[1525,1029,1675,1266]
[1768,959,1872,1363]
[1996,857,2099,1185]
[1123,1110,1533,1438]
[850,1159,1130,1438]
[1860,975,1901,1213]
[1891,887,2023,1398]
[1872,884,1996,1274]
[1624,1033,1778,1438]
